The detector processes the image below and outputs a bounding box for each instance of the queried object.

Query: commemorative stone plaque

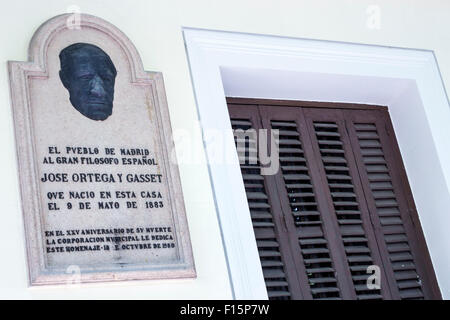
[8,14,195,285]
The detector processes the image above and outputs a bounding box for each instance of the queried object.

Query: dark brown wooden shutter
[271,119,342,299]
[343,109,441,299]
[302,107,391,300]
[260,106,351,300]
[229,104,306,300]
[227,98,441,300]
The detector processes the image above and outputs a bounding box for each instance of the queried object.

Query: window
[228,98,441,300]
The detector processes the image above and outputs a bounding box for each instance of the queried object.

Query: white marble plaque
[8,14,195,285]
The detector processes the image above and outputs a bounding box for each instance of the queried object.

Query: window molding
[183,28,450,299]
[226,97,388,111]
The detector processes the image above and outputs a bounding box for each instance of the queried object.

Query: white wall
[0,0,449,299]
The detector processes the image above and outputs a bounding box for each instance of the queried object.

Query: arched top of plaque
[8,14,195,285]
[28,13,154,83]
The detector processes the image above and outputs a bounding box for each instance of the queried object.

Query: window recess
[228,98,441,300]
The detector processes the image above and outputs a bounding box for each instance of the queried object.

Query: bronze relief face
[59,43,117,121]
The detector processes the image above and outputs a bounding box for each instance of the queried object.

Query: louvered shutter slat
[357,294,383,300]
[261,260,285,268]
[268,291,291,298]
[257,240,280,248]
[306,267,335,274]
[265,280,290,287]
[304,257,333,264]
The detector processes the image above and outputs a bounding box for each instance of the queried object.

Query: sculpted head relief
[59,43,117,121]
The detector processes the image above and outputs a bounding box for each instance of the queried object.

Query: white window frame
[183,28,450,299]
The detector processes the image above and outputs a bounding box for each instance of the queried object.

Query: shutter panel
[302,107,391,300]
[228,105,307,300]
[259,105,356,300]
[343,109,441,300]
[271,119,341,299]
[354,121,422,299]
